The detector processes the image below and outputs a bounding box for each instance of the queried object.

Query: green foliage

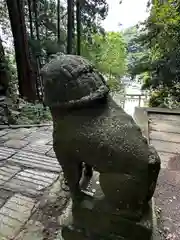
[148,89,168,107]
[0,0,111,124]
[99,32,127,76]
[107,76,125,94]
[27,0,108,60]
[5,54,18,99]
[82,32,127,76]
[81,0,108,38]
[130,0,180,108]
[0,43,52,125]
[149,92,180,109]
[122,25,146,80]
[17,101,52,124]
[11,99,52,125]
[81,31,127,93]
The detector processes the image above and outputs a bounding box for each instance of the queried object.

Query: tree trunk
[57,0,61,43]
[67,0,74,54]
[32,0,40,53]
[32,0,44,100]
[76,0,81,55]
[27,0,34,39]
[6,0,37,101]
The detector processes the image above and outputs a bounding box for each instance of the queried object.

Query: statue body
[41,54,161,239]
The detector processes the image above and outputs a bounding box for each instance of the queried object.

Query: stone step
[0,194,35,239]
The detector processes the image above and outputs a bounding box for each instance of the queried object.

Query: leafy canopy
[82,31,127,77]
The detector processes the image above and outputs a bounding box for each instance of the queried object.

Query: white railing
[113,93,148,116]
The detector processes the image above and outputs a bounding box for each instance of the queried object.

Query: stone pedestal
[60,172,155,240]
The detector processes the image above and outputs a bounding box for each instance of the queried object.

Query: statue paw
[72,190,95,211]
[81,189,94,198]
[72,189,94,204]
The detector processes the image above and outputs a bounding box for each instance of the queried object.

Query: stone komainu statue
[41,54,160,215]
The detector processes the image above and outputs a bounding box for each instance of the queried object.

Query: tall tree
[1,0,109,102]
[81,31,127,93]
[57,0,61,43]
[32,0,44,99]
[6,0,37,101]
[76,0,81,55]
[81,0,108,39]
[122,26,146,81]
[131,0,180,107]
[67,0,74,53]
[82,32,127,77]
[27,0,34,39]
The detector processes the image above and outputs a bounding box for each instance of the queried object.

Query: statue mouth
[47,85,110,110]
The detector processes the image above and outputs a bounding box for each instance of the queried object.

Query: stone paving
[0,124,179,240]
[0,125,68,240]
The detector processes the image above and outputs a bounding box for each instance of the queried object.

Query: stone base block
[60,172,159,240]
[61,202,153,240]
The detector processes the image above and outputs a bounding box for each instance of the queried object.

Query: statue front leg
[62,161,94,202]
[84,163,93,179]
[53,142,94,201]
[55,154,93,201]
[59,158,82,197]
[52,139,81,195]
[79,163,93,190]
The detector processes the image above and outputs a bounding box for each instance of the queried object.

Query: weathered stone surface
[41,53,109,108]
[0,189,13,208]
[0,198,5,207]
[0,134,10,141]
[0,129,8,137]
[8,150,61,172]
[38,125,53,132]
[0,194,35,238]
[23,143,52,155]
[0,138,7,147]
[46,140,53,146]
[4,139,29,149]
[60,197,153,240]
[0,216,21,239]
[46,148,56,158]
[4,169,58,196]
[15,220,44,240]
[154,169,180,239]
[4,130,29,140]
[0,146,16,161]
[0,164,21,185]
[41,53,161,239]
[54,174,154,240]
[38,174,70,214]
[24,132,51,145]
[17,127,32,134]
[0,127,67,239]
[13,175,71,240]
